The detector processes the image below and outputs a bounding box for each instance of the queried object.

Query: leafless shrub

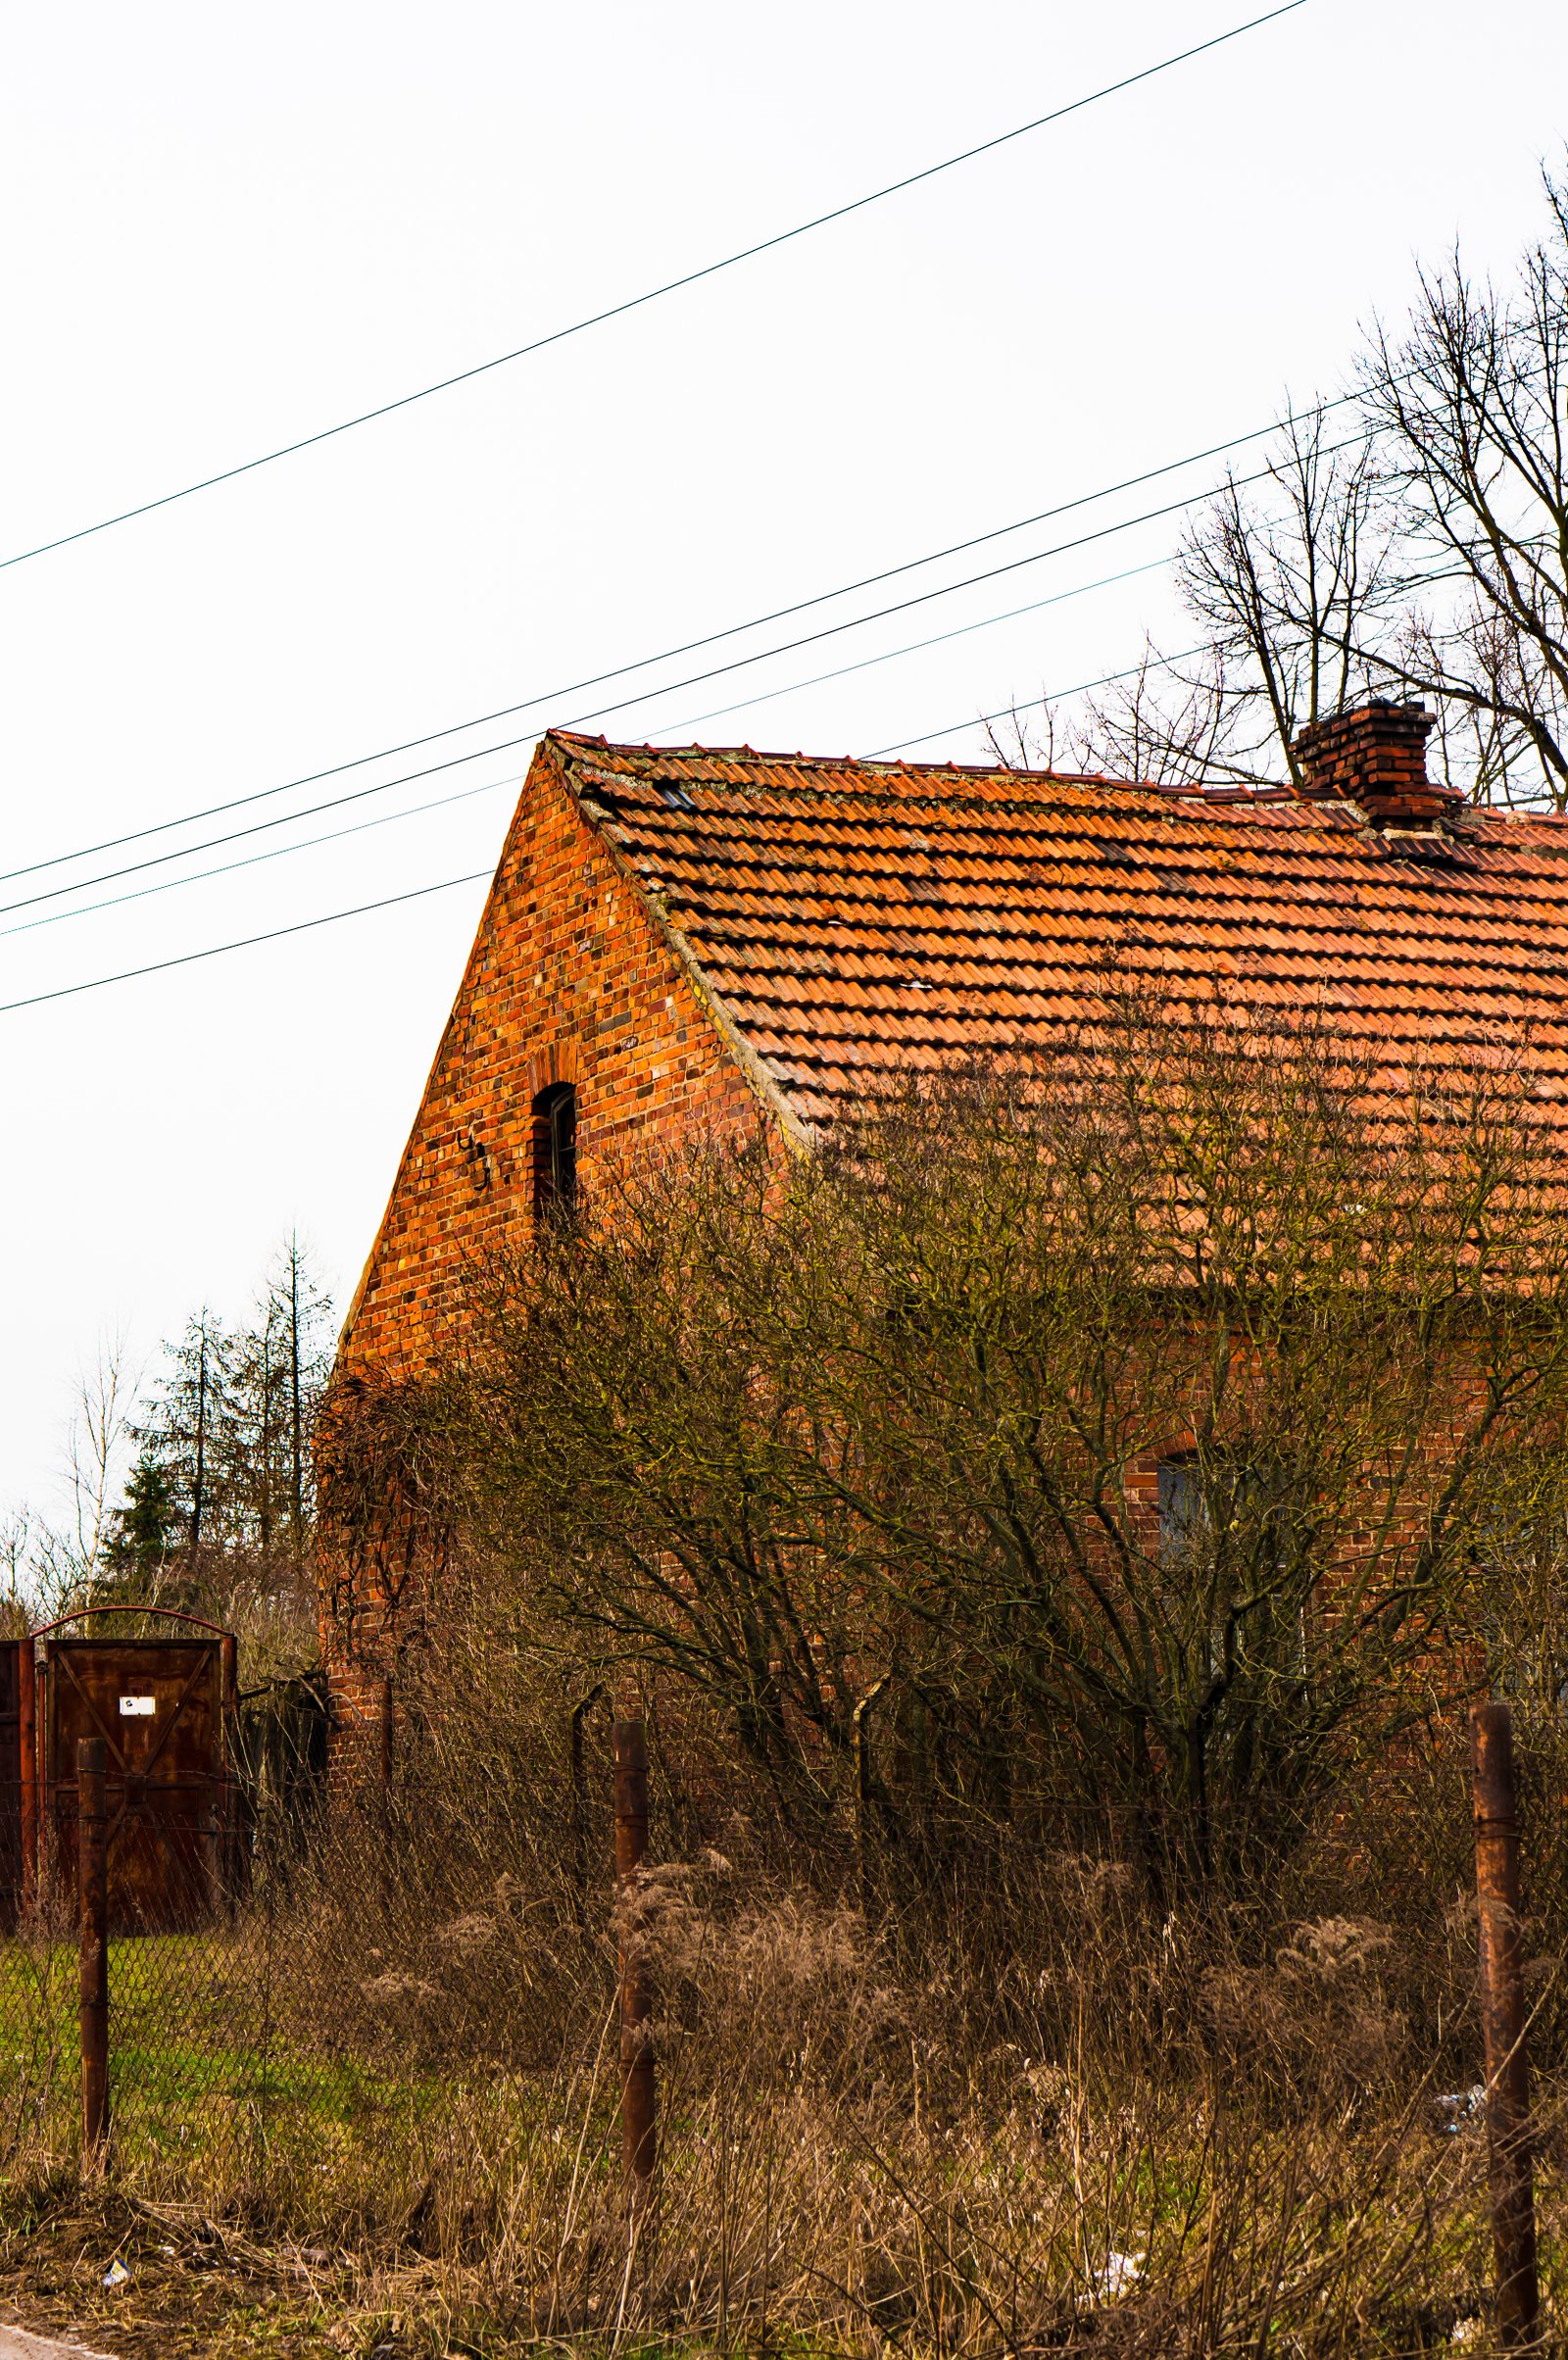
[318,985,1568,1922]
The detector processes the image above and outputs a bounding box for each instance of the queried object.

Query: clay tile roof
[549,729,1568,1137]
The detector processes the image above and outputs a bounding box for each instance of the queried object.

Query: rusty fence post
[379,1671,395,1797]
[569,1685,605,1926]
[1471,1701,1541,2349]
[76,1736,109,2161]
[612,1718,657,2211]
[853,1675,888,1916]
[220,1630,240,1906]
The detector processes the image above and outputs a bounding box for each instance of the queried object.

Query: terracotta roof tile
[551,729,1568,1133]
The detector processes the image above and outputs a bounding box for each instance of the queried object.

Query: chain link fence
[0,1687,626,2237]
[0,1675,1554,2350]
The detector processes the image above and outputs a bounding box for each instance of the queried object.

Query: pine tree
[107,1241,334,1632]
[130,1308,238,1554]
[103,1451,180,1588]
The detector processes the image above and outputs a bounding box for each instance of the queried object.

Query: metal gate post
[18,1640,35,1912]
[612,1718,657,2209]
[36,1658,49,1903]
[220,1631,238,1899]
[76,1737,109,2159]
[1471,1701,1541,2349]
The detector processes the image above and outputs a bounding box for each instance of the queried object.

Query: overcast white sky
[2,0,1566,1534]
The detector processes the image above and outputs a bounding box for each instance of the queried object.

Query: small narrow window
[1157,1458,1203,1564]
[532,1083,577,1215]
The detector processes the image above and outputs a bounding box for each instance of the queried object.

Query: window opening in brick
[532,1083,578,1215]
[1157,1457,1204,1564]
[1159,1454,1288,1553]
[1156,1451,1296,1672]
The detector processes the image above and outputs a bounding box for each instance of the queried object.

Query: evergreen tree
[131,1308,237,1552]
[259,1234,333,1558]
[102,1450,180,1589]
[119,1239,334,1577]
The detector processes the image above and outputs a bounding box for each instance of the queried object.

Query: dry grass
[0,1742,1552,2357]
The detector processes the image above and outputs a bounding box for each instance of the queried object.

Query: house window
[1158,1453,1287,1569]
[532,1083,577,1215]
[1157,1457,1204,1564]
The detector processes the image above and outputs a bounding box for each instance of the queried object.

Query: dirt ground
[0,2185,363,2357]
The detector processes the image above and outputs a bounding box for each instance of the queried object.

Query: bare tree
[1066,409,1397,790]
[991,175,1567,807]
[0,1508,34,1627]
[23,1333,140,1611]
[67,1335,139,1598]
[320,1002,1568,1895]
[1362,166,1568,807]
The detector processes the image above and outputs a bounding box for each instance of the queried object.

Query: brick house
[322,704,1568,1736]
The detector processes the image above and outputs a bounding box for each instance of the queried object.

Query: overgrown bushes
[322,989,1568,1906]
[256,992,1568,2342]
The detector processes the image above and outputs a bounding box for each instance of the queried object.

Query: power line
[869,649,1211,759]
[2,561,1166,943]
[871,563,1470,759]
[0,3,1307,580]
[641,557,1174,742]
[0,576,1476,1018]
[0,871,493,1016]
[3,446,1338,922]
[0,772,518,941]
[0,654,1197,1018]
[0,642,1225,1020]
[0,737,537,921]
[0,393,1360,893]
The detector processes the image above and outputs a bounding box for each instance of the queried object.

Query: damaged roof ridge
[557,731,1243,803]
[554,730,1568,838]
[572,783,1347,846]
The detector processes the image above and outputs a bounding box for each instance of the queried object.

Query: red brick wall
[341,737,761,1373]
[321,737,765,1717]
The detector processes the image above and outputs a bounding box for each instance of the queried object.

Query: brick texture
[1295,700,1461,827]
[323,711,1568,1735]
[321,735,765,1722]
[338,737,764,1375]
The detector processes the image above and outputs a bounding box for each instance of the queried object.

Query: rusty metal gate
[34,1612,237,1933]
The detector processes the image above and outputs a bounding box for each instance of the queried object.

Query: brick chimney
[1293,700,1460,830]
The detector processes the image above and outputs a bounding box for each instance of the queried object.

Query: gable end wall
[340,739,764,1380]
[323,740,765,1738]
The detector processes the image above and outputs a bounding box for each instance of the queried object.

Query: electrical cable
[0,772,519,941]
[871,564,1472,759]
[2,565,1168,948]
[0,2,1307,579]
[639,556,1175,742]
[0,389,1363,892]
[0,873,494,1016]
[0,643,1216,1016]
[3,445,1347,922]
[869,648,1212,759]
[0,570,1482,1018]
